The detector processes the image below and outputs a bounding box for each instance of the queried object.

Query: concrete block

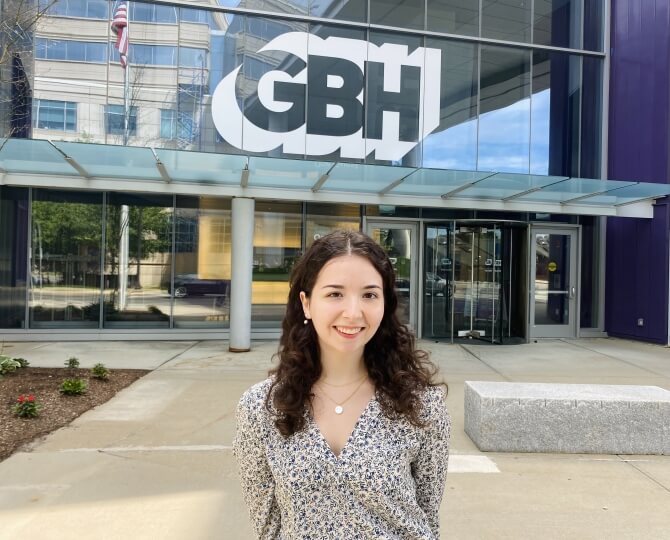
[464,382,670,455]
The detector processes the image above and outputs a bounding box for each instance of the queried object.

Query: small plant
[60,378,87,395]
[14,358,30,368]
[0,357,22,375]
[65,357,80,369]
[91,363,110,380]
[13,394,41,418]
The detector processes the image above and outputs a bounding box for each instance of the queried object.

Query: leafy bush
[0,357,21,375]
[60,378,87,395]
[13,394,41,418]
[65,357,80,369]
[91,363,110,380]
[14,358,30,368]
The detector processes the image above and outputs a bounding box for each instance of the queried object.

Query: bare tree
[0,0,54,137]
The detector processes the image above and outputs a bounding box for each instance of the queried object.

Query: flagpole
[112,0,131,311]
[123,1,130,146]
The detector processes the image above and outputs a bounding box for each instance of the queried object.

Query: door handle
[570,287,576,299]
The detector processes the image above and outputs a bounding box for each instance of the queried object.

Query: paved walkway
[0,338,669,539]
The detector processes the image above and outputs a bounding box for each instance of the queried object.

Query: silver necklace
[315,377,368,415]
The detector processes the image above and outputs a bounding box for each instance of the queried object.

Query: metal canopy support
[47,140,92,179]
[502,176,570,201]
[311,162,337,192]
[560,182,638,204]
[440,172,497,199]
[151,148,171,183]
[378,169,419,195]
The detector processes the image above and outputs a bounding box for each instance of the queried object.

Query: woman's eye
[327,291,343,298]
[363,292,379,299]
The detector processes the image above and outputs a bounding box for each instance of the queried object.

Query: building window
[180,8,211,25]
[246,18,293,41]
[33,100,77,131]
[130,2,177,24]
[111,43,177,66]
[39,0,109,19]
[35,38,108,63]
[179,47,208,69]
[105,105,138,135]
[160,109,195,141]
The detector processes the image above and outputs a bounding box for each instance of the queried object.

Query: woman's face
[300,254,385,362]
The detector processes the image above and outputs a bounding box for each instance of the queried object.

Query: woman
[234,230,450,539]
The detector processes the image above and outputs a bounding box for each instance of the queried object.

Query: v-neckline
[308,396,377,461]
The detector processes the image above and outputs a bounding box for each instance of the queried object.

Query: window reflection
[534,0,582,48]
[104,193,173,328]
[29,190,103,328]
[422,39,478,170]
[580,56,602,178]
[252,201,302,329]
[172,197,231,328]
[482,0,531,43]
[427,0,479,36]
[305,203,360,248]
[478,46,531,173]
[531,50,581,177]
[584,0,604,51]
[310,0,367,22]
[0,187,28,329]
[228,0,308,16]
[370,0,425,30]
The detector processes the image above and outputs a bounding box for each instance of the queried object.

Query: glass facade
[252,201,302,329]
[0,0,609,336]
[30,189,103,328]
[0,187,28,329]
[16,0,603,171]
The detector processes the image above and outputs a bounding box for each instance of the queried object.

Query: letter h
[364,61,421,143]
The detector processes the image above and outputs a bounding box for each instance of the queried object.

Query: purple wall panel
[606,0,670,343]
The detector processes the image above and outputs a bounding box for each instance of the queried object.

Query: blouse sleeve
[233,390,281,539]
[411,386,451,538]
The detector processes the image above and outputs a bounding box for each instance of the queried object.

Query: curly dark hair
[266,229,444,437]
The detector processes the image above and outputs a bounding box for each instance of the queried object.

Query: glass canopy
[1,138,669,217]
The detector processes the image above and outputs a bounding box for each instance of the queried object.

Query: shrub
[91,363,110,380]
[60,378,87,395]
[13,394,41,418]
[0,357,21,375]
[14,358,30,368]
[65,357,80,369]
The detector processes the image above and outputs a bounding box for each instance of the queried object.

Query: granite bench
[464,381,670,455]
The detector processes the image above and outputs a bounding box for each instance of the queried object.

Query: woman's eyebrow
[320,284,382,289]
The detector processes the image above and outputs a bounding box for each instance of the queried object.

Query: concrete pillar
[229,197,254,352]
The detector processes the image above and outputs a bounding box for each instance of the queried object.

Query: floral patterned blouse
[233,378,451,539]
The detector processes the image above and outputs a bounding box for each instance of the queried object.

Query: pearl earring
[304,318,309,325]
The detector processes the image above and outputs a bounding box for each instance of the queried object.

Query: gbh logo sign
[211,32,441,161]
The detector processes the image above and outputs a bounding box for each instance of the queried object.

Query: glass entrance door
[424,223,508,343]
[453,226,502,341]
[367,222,418,329]
[530,228,578,338]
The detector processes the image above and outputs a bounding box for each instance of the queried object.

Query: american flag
[111,2,129,68]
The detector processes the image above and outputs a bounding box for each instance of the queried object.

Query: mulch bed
[0,367,150,462]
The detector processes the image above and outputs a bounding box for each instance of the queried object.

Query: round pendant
[334,405,344,415]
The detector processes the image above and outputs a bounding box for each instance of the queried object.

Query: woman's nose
[342,296,363,318]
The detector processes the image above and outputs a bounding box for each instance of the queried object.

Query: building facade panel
[606,0,670,343]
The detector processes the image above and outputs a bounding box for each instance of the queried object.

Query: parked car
[169,274,230,298]
[425,272,446,296]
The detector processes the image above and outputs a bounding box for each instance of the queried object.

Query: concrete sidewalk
[0,338,669,539]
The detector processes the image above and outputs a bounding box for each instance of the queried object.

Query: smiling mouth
[335,326,363,335]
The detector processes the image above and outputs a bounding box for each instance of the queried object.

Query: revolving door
[423,222,527,344]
